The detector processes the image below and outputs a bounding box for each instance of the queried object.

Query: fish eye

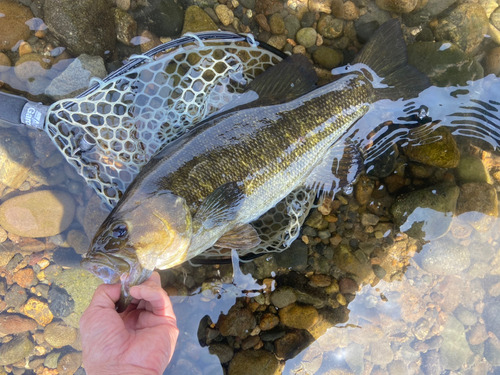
[112,224,128,238]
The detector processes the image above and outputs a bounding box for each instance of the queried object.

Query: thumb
[89,283,122,310]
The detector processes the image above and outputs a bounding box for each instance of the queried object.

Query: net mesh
[44,36,317,259]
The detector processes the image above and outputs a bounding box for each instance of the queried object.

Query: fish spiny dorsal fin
[246,54,318,100]
[353,19,430,100]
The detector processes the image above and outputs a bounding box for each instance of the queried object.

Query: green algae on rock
[228,349,281,375]
[454,155,491,184]
[0,190,75,238]
[182,6,218,34]
[0,333,34,366]
[403,127,460,168]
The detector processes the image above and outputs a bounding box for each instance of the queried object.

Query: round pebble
[279,303,319,329]
[296,27,317,48]
[44,321,77,348]
[0,190,76,238]
[342,1,359,20]
[375,0,418,13]
[0,52,12,73]
[269,13,285,35]
[215,4,234,26]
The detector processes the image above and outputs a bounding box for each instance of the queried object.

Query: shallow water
[1,0,500,374]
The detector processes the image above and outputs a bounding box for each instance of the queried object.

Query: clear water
[0,1,500,375]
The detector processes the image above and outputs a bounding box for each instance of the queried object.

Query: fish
[81,19,430,312]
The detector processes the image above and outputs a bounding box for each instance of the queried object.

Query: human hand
[80,272,178,375]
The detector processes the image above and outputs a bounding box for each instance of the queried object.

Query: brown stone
[57,352,82,375]
[218,308,255,339]
[13,268,36,288]
[259,313,279,331]
[21,298,53,326]
[256,0,284,15]
[0,313,37,335]
[0,0,33,51]
[274,330,314,360]
[279,303,319,329]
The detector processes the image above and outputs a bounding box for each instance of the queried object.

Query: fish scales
[138,74,371,220]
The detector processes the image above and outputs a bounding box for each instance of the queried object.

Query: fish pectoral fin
[194,182,246,230]
[305,140,364,198]
[214,223,261,250]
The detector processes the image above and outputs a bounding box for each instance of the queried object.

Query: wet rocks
[484,298,500,338]
[228,349,280,375]
[218,308,256,339]
[312,47,343,70]
[296,27,317,48]
[274,330,314,360]
[456,183,498,231]
[270,287,297,308]
[44,321,78,348]
[0,333,34,365]
[0,190,76,238]
[57,352,82,375]
[259,313,280,331]
[48,285,75,319]
[439,315,473,370]
[390,183,459,241]
[182,6,218,34]
[0,0,33,51]
[22,297,54,326]
[419,238,470,275]
[44,0,116,57]
[13,268,36,288]
[0,129,34,189]
[0,314,37,335]
[115,8,137,46]
[407,42,484,87]
[403,127,459,168]
[45,54,107,101]
[432,3,489,54]
[208,343,234,363]
[454,155,491,183]
[376,0,418,13]
[279,303,319,329]
[216,5,234,26]
[132,0,184,37]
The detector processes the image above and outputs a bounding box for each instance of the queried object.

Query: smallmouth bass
[82,19,430,312]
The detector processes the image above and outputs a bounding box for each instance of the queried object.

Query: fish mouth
[81,252,152,313]
[81,252,131,284]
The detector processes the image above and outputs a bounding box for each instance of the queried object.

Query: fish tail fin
[353,19,430,100]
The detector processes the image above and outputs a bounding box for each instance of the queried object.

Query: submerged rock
[390,183,459,241]
[0,129,34,189]
[45,54,107,101]
[0,332,34,365]
[132,0,184,37]
[407,42,484,87]
[182,6,218,34]
[456,182,498,231]
[418,238,470,275]
[0,190,76,238]
[454,155,491,183]
[44,0,116,57]
[228,349,281,375]
[439,315,473,370]
[0,1,33,51]
[403,127,459,168]
[44,321,78,348]
[432,3,489,54]
[0,313,37,335]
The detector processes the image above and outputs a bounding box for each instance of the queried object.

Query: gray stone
[407,42,483,87]
[439,315,473,370]
[209,343,234,363]
[131,0,184,37]
[270,286,297,308]
[45,54,107,101]
[228,349,280,375]
[388,360,408,375]
[239,0,255,9]
[284,15,300,40]
[44,0,116,57]
[454,305,477,326]
[369,339,394,365]
[421,350,442,375]
[418,238,470,275]
[390,183,459,241]
[5,284,28,310]
[484,298,500,338]
[345,342,364,375]
[48,284,75,318]
[484,335,500,366]
[274,240,308,271]
[296,27,317,48]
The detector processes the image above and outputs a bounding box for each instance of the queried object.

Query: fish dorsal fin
[353,19,430,100]
[246,54,318,100]
[213,54,319,114]
[214,223,261,250]
[305,141,364,197]
[194,182,246,230]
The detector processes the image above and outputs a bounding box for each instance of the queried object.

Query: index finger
[129,281,176,320]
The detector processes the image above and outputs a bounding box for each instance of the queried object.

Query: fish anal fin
[214,223,261,250]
